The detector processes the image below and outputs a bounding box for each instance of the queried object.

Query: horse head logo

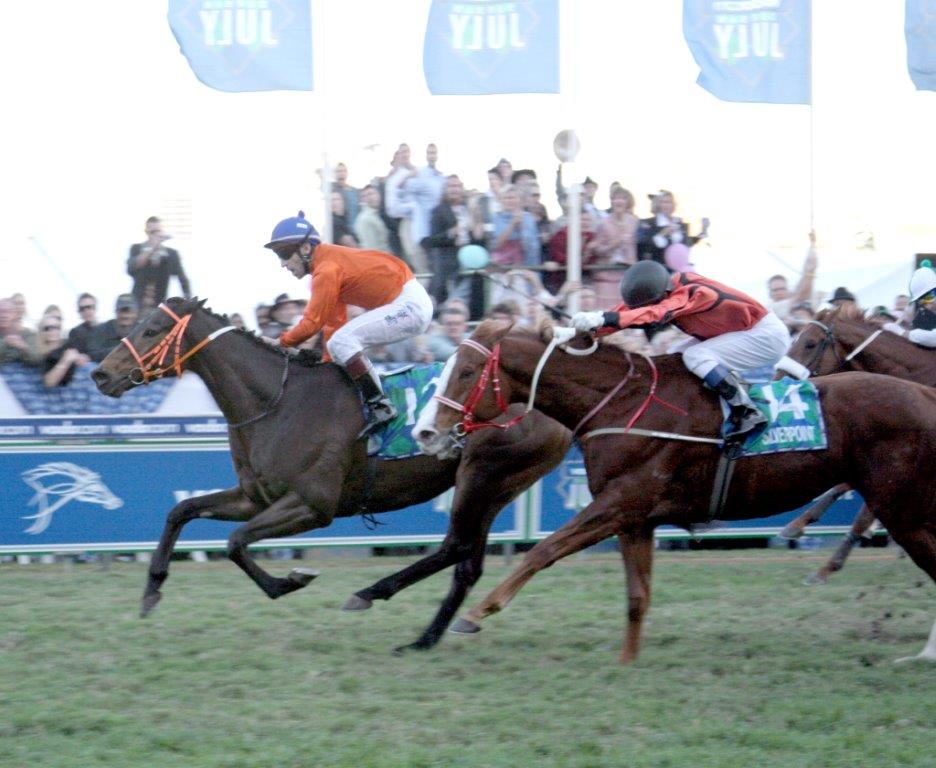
[20,462,123,535]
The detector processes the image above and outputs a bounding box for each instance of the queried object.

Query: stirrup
[357,401,397,438]
[724,409,767,442]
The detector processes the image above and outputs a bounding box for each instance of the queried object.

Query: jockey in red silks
[265,211,434,434]
[572,260,790,441]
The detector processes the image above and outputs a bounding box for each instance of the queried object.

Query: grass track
[1,548,933,768]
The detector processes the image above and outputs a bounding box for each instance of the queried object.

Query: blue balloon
[457,244,490,270]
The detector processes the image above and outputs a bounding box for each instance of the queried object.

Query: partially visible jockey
[265,211,433,434]
[897,263,936,348]
[571,260,790,442]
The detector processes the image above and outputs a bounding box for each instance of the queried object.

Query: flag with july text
[683,0,810,104]
[906,0,936,91]
[168,0,313,92]
[423,0,559,95]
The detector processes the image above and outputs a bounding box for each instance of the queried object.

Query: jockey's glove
[571,311,619,333]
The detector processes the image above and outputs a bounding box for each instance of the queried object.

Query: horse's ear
[538,316,557,343]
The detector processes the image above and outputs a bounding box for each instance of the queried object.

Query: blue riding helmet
[264,211,321,252]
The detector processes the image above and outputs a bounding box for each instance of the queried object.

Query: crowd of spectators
[1,145,920,400]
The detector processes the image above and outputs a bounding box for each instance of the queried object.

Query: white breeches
[326,279,433,364]
[677,311,790,379]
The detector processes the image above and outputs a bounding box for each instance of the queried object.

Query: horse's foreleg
[398,515,497,652]
[618,531,654,665]
[806,504,877,585]
[143,487,259,617]
[454,489,623,635]
[345,542,468,611]
[886,526,936,663]
[226,492,332,600]
[779,483,850,540]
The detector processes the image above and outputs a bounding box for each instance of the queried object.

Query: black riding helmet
[620,261,672,307]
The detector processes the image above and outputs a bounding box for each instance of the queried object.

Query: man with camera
[127,215,191,311]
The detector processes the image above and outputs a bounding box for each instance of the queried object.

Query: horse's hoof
[140,591,162,618]
[288,567,320,587]
[803,572,827,586]
[895,652,936,664]
[449,617,482,635]
[778,524,804,540]
[341,594,373,612]
[393,640,433,656]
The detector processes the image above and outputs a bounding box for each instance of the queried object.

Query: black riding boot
[703,364,767,443]
[347,354,397,436]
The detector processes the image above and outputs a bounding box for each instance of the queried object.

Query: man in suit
[127,216,191,310]
[636,190,708,267]
[423,174,483,308]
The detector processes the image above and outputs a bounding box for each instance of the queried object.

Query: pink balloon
[664,243,692,272]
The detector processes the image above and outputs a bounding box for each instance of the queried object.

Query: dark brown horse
[418,321,936,663]
[91,298,570,650]
[780,305,936,584]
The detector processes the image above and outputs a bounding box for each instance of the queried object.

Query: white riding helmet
[909,265,936,302]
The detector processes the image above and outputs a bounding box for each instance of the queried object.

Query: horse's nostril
[91,368,109,385]
[416,429,437,443]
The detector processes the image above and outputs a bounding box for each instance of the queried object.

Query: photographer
[127,215,191,311]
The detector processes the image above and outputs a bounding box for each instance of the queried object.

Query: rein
[803,319,882,376]
[573,351,690,440]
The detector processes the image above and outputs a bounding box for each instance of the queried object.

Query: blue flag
[423,0,559,95]
[168,0,313,92]
[906,0,936,91]
[683,0,810,104]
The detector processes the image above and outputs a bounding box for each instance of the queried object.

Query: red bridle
[121,303,235,385]
[434,339,525,435]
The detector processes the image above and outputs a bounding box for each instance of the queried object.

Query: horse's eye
[458,368,474,381]
[143,329,159,338]
[803,340,816,351]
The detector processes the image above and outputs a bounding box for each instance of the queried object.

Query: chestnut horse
[92,298,570,651]
[780,305,936,584]
[418,321,936,663]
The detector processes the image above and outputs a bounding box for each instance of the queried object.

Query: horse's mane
[169,296,323,367]
[814,303,870,327]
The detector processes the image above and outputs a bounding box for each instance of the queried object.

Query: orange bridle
[122,302,236,385]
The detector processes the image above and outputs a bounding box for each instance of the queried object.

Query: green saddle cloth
[367,363,445,460]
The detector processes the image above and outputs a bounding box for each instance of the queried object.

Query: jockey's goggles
[273,231,313,261]
[919,290,936,306]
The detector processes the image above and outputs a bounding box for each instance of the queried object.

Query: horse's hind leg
[618,531,654,664]
[142,487,260,617]
[804,504,877,585]
[779,483,850,540]
[226,492,332,600]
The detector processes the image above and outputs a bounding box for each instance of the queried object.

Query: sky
[3,1,936,331]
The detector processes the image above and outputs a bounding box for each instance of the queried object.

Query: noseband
[802,319,883,376]
[121,303,236,385]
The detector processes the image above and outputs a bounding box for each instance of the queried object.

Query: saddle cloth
[730,377,828,456]
[367,362,444,459]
